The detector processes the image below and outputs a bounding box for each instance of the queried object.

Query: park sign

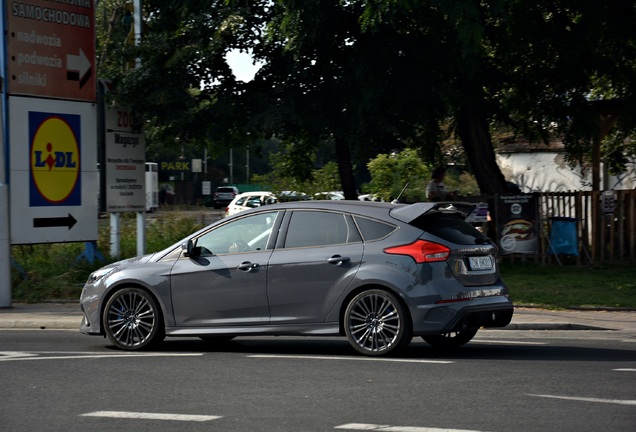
[6,0,95,101]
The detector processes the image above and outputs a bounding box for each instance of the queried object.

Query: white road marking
[472,339,547,345]
[0,352,203,362]
[335,423,488,432]
[528,394,636,406]
[249,355,453,364]
[80,411,221,422]
[613,368,636,372]
[0,351,38,359]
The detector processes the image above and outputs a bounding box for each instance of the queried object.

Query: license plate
[469,256,493,270]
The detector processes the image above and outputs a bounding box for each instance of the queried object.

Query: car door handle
[327,255,350,266]
[237,261,260,271]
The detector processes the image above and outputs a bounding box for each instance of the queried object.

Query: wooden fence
[537,190,636,264]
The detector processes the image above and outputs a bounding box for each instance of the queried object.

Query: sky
[225,49,264,82]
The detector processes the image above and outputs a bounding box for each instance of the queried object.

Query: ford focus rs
[80,201,513,356]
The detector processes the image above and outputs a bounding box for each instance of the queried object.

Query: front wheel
[103,288,165,350]
[422,327,479,349]
[344,289,412,356]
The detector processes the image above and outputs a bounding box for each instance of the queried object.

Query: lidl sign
[9,96,97,245]
[29,112,81,206]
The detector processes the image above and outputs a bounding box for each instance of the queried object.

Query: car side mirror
[181,239,199,258]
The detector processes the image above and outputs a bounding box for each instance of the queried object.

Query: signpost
[104,106,146,213]
[8,96,97,244]
[1,0,97,305]
[6,0,95,101]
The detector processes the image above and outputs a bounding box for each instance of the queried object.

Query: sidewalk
[1,302,636,332]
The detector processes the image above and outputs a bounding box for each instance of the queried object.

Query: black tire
[344,289,412,356]
[422,327,479,349]
[103,288,165,350]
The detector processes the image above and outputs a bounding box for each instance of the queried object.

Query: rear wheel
[422,327,479,349]
[344,289,412,356]
[103,288,165,350]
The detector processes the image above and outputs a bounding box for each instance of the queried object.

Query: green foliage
[11,212,208,302]
[445,171,481,197]
[367,149,429,202]
[366,148,480,202]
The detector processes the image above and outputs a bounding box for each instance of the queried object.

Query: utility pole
[0,80,11,307]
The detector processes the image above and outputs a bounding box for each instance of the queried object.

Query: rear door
[266,210,363,324]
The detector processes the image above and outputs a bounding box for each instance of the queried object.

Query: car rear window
[411,212,487,245]
[218,187,235,193]
[354,216,396,241]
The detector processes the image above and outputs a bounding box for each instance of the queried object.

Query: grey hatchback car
[80,201,513,356]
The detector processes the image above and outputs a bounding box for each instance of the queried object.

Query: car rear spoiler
[389,202,478,224]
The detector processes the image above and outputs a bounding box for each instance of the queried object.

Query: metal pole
[246,147,249,183]
[110,212,121,259]
[133,0,142,68]
[137,211,145,256]
[229,148,233,184]
[0,79,11,307]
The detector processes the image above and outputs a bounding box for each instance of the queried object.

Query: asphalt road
[1,329,635,432]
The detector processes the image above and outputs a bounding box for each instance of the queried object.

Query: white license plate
[469,256,493,270]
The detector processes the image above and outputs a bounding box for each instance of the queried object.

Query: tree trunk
[455,92,508,195]
[334,135,358,200]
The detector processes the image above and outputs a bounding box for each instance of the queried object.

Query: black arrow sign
[33,214,77,230]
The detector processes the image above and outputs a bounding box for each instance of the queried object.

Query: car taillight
[384,239,450,263]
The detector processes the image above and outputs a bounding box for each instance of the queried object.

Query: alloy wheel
[104,288,164,350]
[344,290,412,356]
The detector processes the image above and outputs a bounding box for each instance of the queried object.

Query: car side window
[353,216,397,241]
[284,211,359,248]
[194,211,280,255]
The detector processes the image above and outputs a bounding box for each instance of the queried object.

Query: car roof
[239,200,472,222]
[253,199,399,219]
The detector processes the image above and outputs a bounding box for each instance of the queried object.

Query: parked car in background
[278,191,310,202]
[212,186,239,209]
[80,200,513,356]
[358,193,384,202]
[314,191,345,200]
[224,191,278,217]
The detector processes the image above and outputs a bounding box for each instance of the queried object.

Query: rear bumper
[413,299,514,335]
[445,304,514,332]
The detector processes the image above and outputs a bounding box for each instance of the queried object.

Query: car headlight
[87,267,114,284]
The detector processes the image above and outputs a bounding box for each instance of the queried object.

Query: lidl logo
[29,112,81,206]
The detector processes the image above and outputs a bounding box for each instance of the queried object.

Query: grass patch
[500,262,636,309]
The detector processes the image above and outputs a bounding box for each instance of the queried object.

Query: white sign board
[9,96,98,244]
[105,106,145,212]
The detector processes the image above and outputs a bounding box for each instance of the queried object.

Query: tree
[367,149,429,202]
[102,0,636,197]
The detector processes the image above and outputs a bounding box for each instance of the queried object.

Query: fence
[534,190,636,264]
